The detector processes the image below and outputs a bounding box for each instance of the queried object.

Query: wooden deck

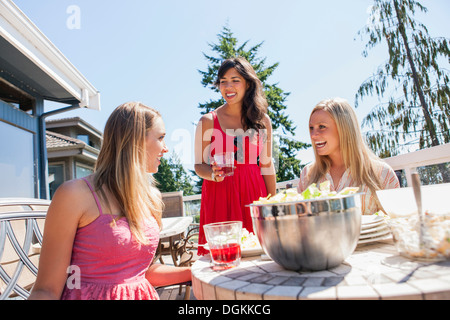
[156,283,197,300]
[155,254,197,300]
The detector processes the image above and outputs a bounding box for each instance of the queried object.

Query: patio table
[160,216,193,239]
[192,239,450,300]
[157,216,193,266]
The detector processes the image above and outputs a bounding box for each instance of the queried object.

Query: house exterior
[46,117,102,198]
[0,0,100,199]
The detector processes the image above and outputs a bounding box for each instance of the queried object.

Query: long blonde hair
[307,98,383,195]
[94,102,163,244]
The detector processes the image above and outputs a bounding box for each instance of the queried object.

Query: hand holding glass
[203,221,242,270]
[213,152,235,177]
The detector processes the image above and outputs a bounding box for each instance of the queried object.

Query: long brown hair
[94,102,163,244]
[214,56,268,131]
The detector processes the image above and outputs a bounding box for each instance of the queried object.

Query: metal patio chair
[0,198,50,300]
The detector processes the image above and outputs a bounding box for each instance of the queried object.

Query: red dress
[198,111,268,255]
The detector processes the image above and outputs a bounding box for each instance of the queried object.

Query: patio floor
[156,283,196,300]
[155,254,197,300]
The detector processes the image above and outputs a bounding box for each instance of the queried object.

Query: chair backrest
[0,198,50,300]
[161,191,184,218]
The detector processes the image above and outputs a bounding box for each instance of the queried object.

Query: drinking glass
[203,221,242,270]
[213,152,235,177]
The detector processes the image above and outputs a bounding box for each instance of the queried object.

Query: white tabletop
[160,216,193,238]
[192,240,450,300]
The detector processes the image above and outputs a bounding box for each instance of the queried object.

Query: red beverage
[221,165,235,176]
[210,243,241,264]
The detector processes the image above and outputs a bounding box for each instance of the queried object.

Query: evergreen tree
[189,169,203,194]
[356,0,450,155]
[154,152,195,195]
[198,25,310,182]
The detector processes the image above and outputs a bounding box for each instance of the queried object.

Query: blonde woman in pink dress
[29,102,191,300]
[298,98,400,215]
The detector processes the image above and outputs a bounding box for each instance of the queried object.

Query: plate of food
[202,228,264,257]
[240,228,264,257]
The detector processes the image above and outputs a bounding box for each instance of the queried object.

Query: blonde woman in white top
[298,98,400,215]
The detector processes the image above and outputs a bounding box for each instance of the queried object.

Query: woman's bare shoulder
[199,112,213,122]
[197,112,214,131]
[48,178,92,218]
[55,178,89,197]
[262,113,272,128]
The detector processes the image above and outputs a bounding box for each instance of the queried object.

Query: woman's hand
[211,161,225,182]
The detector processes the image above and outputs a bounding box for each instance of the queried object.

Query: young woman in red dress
[194,57,277,255]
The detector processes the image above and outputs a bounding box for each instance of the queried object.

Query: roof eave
[0,0,100,110]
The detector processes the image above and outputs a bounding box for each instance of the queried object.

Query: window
[76,162,93,178]
[0,121,35,197]
[48,163,65,199]
[77,134,90,145]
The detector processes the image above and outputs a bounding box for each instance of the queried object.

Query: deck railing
[182,143,450,219]
[383,143,450,187]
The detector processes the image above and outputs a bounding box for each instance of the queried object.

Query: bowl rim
[246,192,365,207]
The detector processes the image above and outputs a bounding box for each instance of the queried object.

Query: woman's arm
[259,115,276,196]
[194,114,225,182]
[145,264,191,287]
[297,164,311,193]
[28,180,86,300]
[381,162,401,190]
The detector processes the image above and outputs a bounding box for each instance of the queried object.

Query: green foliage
[153,152,196,195]
[198,25,310,182]
[356,0,450,156]
[274,136,306,182]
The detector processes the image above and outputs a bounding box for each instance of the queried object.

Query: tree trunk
[393,0,450,183]
[393,0,439,147]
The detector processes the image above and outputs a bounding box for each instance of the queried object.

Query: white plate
[361,214,386,230]
[360,223,389,235]
[359,226,391,240]
[358,215,393,245]
[357,233,392,245]
[361,214,384,225]
[242,246,265,257]
[362,220,385,230]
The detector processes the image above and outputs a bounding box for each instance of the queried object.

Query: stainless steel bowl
[248,194,362,271]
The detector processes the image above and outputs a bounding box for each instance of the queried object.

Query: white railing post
[384,143,450,187]
[404,167,414,187]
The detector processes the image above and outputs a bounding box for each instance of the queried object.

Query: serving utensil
[411,172,425,248]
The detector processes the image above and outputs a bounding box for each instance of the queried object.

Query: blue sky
[12,0,450,170]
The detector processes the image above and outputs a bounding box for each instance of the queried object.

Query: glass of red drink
[203,221,242,270]
[213,152,235,177]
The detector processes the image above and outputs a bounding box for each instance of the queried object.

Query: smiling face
[309,109,341,159]
[219,67,248,106]
[145,116,168,173]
